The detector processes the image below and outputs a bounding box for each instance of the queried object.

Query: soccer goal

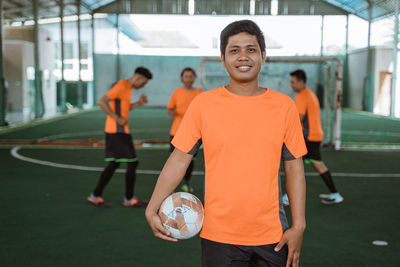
[199,56,343,150]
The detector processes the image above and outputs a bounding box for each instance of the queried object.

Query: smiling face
[221,32,266,84]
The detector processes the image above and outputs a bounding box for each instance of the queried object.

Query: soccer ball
[159,192,204,240]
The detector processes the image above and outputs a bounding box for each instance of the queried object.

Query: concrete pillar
[364,1,374,111]
[390,0,399,117]
[60,0,66,111]
[0,0,7,126]
[33,0,44,118]
[77,0,83,108]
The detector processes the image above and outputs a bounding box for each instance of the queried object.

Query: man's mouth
[237,65,251,71]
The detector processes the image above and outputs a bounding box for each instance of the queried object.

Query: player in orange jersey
[146,20,307,267]
[167,67,202,193]
[87,67,152,207]
[288,69,343,205]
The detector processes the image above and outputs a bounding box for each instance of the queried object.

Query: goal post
[199,56,343,150]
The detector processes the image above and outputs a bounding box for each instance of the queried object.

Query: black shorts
[201,238,288,267]
[303,141,322,163]
[104,133,137,162]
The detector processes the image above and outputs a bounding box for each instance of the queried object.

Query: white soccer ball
[159,192,204,240]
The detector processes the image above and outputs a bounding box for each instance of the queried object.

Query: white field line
[10,146,400,178]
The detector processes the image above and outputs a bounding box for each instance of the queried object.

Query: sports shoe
[123,197,148,207]
[282,193,289,206]
[319,193,330,199]
[321,192,344,204]
[181,183,194,193]
[87,193,105,205]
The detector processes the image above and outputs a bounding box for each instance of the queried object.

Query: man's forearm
[146,149,193,214]
[130,102,141,110]
[98,97,118,120]
[284,158,306,230]
[167,109,176,119]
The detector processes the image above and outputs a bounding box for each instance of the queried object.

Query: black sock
[125,161,138,199]
[320,171,338,193]
[93,161,120,197]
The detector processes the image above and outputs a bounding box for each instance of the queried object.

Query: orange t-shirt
[104,80,132,134]
[295,88,324,141]
[167,87,202,136]
[172,86,307,246]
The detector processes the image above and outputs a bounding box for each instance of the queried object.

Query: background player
[146,20,307,267]
[167,67,202,193]
[87,67,153,207]
[286,69,344,205]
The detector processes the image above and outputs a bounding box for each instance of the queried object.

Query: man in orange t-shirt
[289,69,343,205]
[87,67,153,207]
[146,20,307,267]
[167,67,202,193]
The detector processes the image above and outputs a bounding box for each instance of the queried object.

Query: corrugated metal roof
[2,0,397,22]
[90,0,397,21]
[323,0,397,21]
[3,0,93,22]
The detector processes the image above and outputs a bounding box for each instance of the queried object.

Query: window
[80,43,89,59]
[64,43,74,59]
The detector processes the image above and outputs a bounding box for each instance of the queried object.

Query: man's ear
[261,50,266,65]
[220,54,226,67]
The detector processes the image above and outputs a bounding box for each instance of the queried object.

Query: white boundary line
[10,146,161,175]
[10,146,400,178]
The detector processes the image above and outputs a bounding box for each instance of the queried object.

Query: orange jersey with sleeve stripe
[294,88,324,141]
[104,80,132,134]
[167,87,202,136]
[171,86,307,246]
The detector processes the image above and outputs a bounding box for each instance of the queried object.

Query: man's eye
[248,48,256,52]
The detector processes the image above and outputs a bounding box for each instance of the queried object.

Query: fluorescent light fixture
[79,14,92,20]
[24,20,34,26]
[94,13,108,19]
[39,17,61,24]
[63,15,78,22]
[11,21,23,27]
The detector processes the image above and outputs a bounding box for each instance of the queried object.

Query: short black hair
[180,67,196,77]
[220,20,266,56]
[135,67,153,79]
[290,69,307,83]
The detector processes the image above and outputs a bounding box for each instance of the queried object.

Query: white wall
[4,26,57,118]
[347,46,400,117]
[347,48,368,110]
[4,41,33,113]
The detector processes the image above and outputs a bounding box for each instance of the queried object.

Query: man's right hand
[116,116,128,126]
[145,209,179,242]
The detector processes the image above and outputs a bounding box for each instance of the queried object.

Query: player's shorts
[201,238,288,267]
[303,141,322,163]
[104,133,137,162]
